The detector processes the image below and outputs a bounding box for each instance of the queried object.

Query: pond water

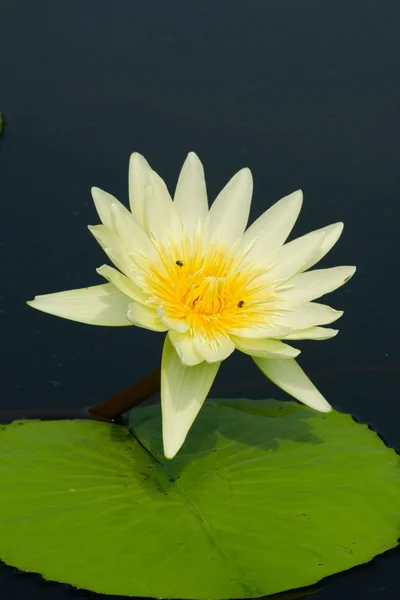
[1,1,399,598]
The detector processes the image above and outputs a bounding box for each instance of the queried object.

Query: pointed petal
[265,230,327,281]
[281,327,338,340]
[298,222,344,272]
[96,265,147,303]
[228,324,292,339]
[144,170,182,241]
[208,168,253,245]
[232,336,300,359]
[168,330,203,366]
[156,307,189,333]
[111,201,159,262]
[241,190,302,260]
[127,302,167,332]
[174,152,208,234]
[128,152,152,228]
[280,266,356,305]
[193,332,236,363]
[277,302,343,329]
[91,187,131,229]
[27,283,132,326]
[88,224,133,277]
[253,357,332,412]
[161,336,220,459]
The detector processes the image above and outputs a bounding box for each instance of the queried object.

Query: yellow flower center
[135,234,277,338]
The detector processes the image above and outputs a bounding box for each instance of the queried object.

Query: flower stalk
[0,369,161,424]
[88,367,160,419]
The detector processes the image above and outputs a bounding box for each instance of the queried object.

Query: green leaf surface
[0,399,398,598]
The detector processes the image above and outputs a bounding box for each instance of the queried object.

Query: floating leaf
[0,399,398,598]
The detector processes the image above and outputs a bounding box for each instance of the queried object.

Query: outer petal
[294,222,344,272]
[265,230,326,282]
[277,302,343,329]
[111,202,159,262]
[27,283,132,326]
[174,152,208,234]
[193,332,236,363]
[127,302,167,332]
[156,307,189,333]
[128,152,152,228]
[91,187,131,229]
[161,336,220,459]
[168,330,204,366]
[232,336,300,359]
[88,224,133,277]
[281,327,338,340]
[96,264,148,303]
[253,357,332,412]
[144,170,183,242]
[240,190,302,260]
[228,324,292,339]
[208,168,253,245]
[279,266,356,305]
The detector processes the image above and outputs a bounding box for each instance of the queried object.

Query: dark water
[1,0,399,598]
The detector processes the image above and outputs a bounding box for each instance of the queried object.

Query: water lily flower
[28,153,355,458]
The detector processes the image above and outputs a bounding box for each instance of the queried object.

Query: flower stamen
[133,234,279,339]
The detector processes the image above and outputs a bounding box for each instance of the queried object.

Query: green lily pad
[0,399,398,598]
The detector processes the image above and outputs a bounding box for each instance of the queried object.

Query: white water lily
[28,152,355,458]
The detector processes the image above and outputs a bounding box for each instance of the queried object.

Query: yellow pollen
[134,234,278,338]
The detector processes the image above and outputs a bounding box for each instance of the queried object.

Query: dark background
[1,0,399,598]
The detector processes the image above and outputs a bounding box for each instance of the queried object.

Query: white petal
[156,306,188,333]
[161,336,220,459]
[27,283,132,326]
[96,265,147,303]
[277,302,343,329]
[193,332,236,363]
[208,168,253,245]
[228,324,292,339]
[280,266,356,305]
[168,330,204,366]
[281,327,338,340]
[265,230,326,282]
[88,225,133,277]
[232,336,300,359]
[144,170,182,241]
[174,152,208,234]
[128,153,152,228]
[298,222,344,272]
[127,302,167,332]
[91,187,131,229]
[111,202,159,262]
[253,357,332,412]
[240,190,302,260]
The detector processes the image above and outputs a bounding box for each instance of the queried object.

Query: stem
[88,367,161,420]
[0,368,161,424]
